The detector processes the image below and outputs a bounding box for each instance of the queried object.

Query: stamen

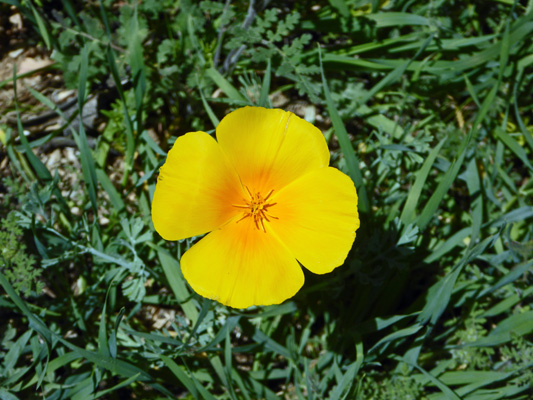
[245,186,253,198]
[236,213,251,224]
[263,189,274,201]
[232,186,278,232]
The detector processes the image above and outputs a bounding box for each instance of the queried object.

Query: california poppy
[152,107,359,308]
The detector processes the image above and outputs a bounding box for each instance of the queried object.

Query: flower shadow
[293,212,438,359]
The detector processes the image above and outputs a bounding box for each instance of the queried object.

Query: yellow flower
[152,106,360,308]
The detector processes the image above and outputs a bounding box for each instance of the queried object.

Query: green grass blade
[365,12,431,28]
[417,81,499,231]
[495,127,533,172]
[199,316,240,352]
[424,227,471,263]
[408,362,461,400]
[477,260,533,299]
[436,370,520,398]
[199,85,220,128]
[12,66,52,182]
[27,87,68,120]
[400,138,446,225]
[157,249,199,324]
[72,125,98,212]
[224,329,238,400]
[206,67,247,103]
[358,33,433,107]
[105,45,136,186]
[464,310,533,347]
[418,235,494,325]
[328,337,363,400]
[498,19,511,81]
[94,373,142,399]
[258,59,271,107]
[30,3,51,49]
[128,5,146,129]
[160,355,198,399]
[464,158,483,244]
[319,47,369,213]
[482,286,533,318]
[488,206,533,228]
[189,298,211,340]
[96,169,125,212]
[189,371,218,400]
[253,329,293,360]
[109,307,125,359]
[98,293,110,358]
[98,0,111,36]
[446,20,533,72]
[123,328,183,346]
[141,130,166,156]
[74,45,99,211]
[209,356,230,391]
[369,324,424,355]
[329,0,350,17]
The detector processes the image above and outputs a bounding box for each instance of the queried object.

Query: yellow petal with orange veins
[216,107,330,194]
[181,218,304,308]
[151,131,243,241]
[270,167,360,274]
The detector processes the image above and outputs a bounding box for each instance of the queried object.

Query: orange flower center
[233,187,278,232]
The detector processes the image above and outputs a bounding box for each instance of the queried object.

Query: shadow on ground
[292,212,439,360]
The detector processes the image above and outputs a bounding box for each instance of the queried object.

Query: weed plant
[1,0,533,399]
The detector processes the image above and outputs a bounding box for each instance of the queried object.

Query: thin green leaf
[400,138,446,225]
[329,337,364,400]
[206,67,247,103]
[365,12,431,27]
[106,45,135,186]
[357,33,433,107]
[157,249,199,324]
[408,363,461,400]
[258,59,271,107]
[94,373,142,399]
[96,169,125,212]
[329,0,350,18]
[199,86,220,128]
[418,236,494,325]
[128,5,146,129]
[495,127,533,172]
[199,316,240,352]
[74,45,98,211]
[224,329,238,400]
[160,355,198,399]
[417,82,499,231]
[319,46,369,213]
[253,329,293,360]
[30,4,51,49]
[12,67,52,182]
[478,260,533,299]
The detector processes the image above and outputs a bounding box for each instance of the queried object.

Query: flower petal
[181,218,304,308]
[269,167,360,274]
[216,107,330,194]
[151,131,244,241]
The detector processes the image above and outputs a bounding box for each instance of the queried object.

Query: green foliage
[361,363,426,400]
[0,212,42,296]
[1,0,533,399]
[225,8,321,100]
[500,334,533,387]
[447,306,496,370]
